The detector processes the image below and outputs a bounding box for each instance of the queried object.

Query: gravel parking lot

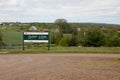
[0,54,120,80]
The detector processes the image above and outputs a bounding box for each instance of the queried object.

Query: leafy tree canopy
[81,27,105,47]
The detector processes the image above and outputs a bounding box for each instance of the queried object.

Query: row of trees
[0,19,120,47]
[50,19,120,47]
[81,27,120,47]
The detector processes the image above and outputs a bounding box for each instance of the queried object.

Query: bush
[81,27,105,47]
[58,35,71,46]
[107,33,120,47]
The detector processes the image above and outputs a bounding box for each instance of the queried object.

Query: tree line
[50,19,120,47]
[0,19,120,47]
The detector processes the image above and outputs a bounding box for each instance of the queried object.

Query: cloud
[0,0,120,24]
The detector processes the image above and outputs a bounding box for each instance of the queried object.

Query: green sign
[24,35,49,42]
[24,32,49,42]
[22,32,50,50]
[24,35,49,40]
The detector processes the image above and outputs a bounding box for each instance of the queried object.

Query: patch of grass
[1,30,22,45]
[6,47,120,54]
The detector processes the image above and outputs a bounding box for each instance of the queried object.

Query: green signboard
[24,35,49,40]
[24,35,49,43]
[23,32,50,50]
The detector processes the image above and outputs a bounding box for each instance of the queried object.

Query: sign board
[23,32,50,50]
[24,32,49,42]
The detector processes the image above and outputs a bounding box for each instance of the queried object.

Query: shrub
[107,33,120,47]
[58,35,71,46]
[81,27,105,47]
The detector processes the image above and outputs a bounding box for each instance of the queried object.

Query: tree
[107,33,120,47]
[69,28,78,46]
[0,32,4,48]
[81,27,105,47]
[55,19,72,33]
[55,19,67,23]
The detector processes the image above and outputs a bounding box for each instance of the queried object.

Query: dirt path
[0,54,120,80]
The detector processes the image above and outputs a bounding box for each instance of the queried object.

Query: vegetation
[106,33,120,47]
[55,19,72,33]
[0,47,120,54]
[1,30,22,46]
[58,34,71,46]
[69,28,78,46]
[0,20,120,50]
[81,27,105,47]
[0,32,4,47]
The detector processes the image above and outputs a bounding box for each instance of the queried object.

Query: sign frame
[22,32,50,51]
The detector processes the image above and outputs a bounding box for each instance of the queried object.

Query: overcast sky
[0,0,120,24]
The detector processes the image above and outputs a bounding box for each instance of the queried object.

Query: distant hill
[69,23,120,28]
[1,22,120,30]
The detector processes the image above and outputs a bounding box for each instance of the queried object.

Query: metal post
[48,32,50,51]
[22,32,24,50]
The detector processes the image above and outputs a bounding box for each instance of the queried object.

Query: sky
[0,0,120,24]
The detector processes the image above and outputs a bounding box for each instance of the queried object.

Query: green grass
[0,26,18,30]
[2,47,119,54]
[1,30,23,45]
[0,30,120,54]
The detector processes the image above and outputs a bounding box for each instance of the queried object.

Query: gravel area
[0,54,120,80]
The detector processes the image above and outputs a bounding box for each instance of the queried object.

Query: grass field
[1,30,22,45]
[0,47,120,54]
[0,30,120,54]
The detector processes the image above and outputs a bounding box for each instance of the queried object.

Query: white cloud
[0,0,120,24]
